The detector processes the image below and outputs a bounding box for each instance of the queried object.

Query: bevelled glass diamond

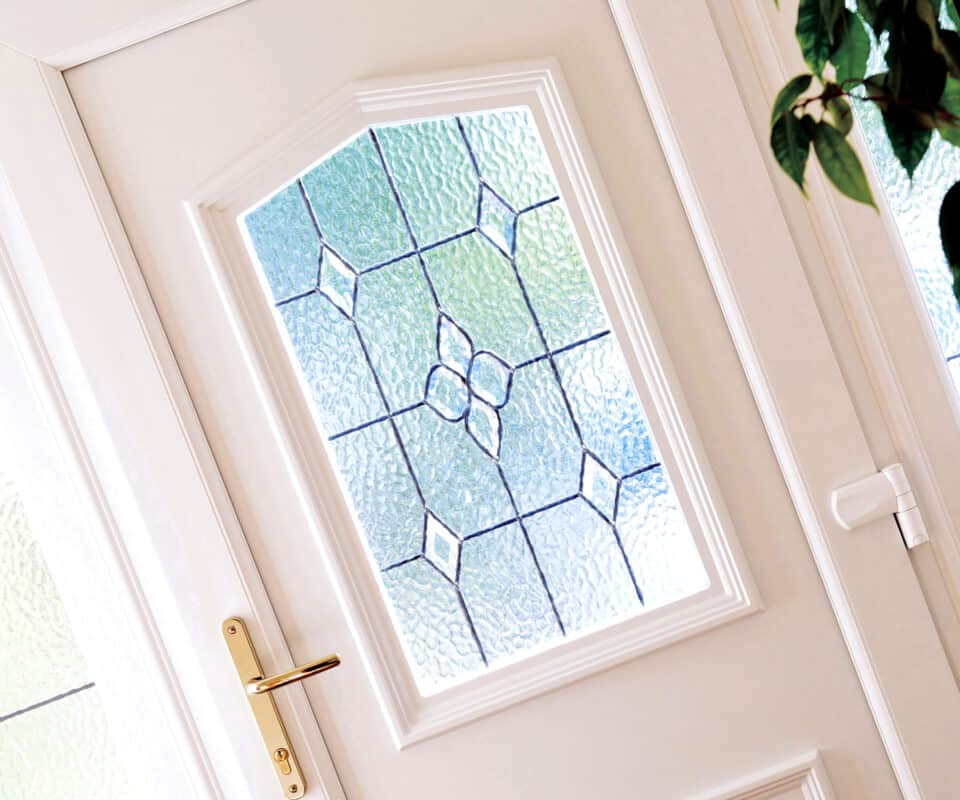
[424,365,470,421]
[437,314,474,377]
[468,350,513,408]
[318,247,357,316]
[424,512,461,581]
[581,452,618,521]
[477,184,518,257]
[466,398,502,459]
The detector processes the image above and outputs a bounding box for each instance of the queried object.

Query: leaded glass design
[243,107,708,693]
[856,14,960,389]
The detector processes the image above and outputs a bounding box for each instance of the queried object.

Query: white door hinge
[830,463,929,548]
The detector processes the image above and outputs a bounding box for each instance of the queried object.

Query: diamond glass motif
[243,107,708,694]
[477,184,518,256]
[581,453,618,521]
[318,247,357,317]
[424,513,461,582]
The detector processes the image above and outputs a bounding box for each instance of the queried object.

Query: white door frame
[1,2,958,798]
[715,0,960,670]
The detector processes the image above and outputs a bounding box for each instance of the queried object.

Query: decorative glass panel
[856,16,960,386]
[242,107,709,693]
[0,464,131,797]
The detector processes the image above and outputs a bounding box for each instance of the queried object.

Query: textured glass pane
[394,406,513,535]
[499,359,581,515]
[422,232,541,364]
[856,25,960,395]
[618,467,709,608]
[377,118,477,246]
[244,182,321,303]
[525,498,640,633]
[301,133,411,269]
[555,335,659,475]
[242,107,706,693]
[381,559,484,685]
[0,688,131,799]
[330,422,423,569]
[460,108,559,210]
[279,293,384,435]
[514,202,607,350]
[0,476,89,716]
[355,256,436,412]
[460,523,559,662]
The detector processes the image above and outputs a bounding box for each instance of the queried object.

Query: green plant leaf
[797,0,834,76]
[947,0,960,30]
[940,181,960,307]
[832,10,871,85]
[821,0,845,41]
[937,28,960,78]
[939,75,960,145]
[771,74,814,124]
[771,113,813,191]
[883,109,934,176]
[812,121,877,205]
[826,96,855,133]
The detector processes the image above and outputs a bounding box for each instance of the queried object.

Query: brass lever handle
[246,653,341,695]
[222,617,342,798]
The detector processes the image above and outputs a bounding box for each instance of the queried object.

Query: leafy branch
[771,0,960,302]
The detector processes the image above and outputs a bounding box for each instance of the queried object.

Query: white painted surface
[42,0,960,796]
[711,0,960,678]
[188,61,759,746]
[0,0,247,66]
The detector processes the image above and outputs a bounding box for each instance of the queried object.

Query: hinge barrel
[830,463,929,548]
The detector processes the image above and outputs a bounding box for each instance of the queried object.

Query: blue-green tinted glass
[242,108,707,693]
[856,19,960,386]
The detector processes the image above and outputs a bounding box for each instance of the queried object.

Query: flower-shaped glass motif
[424,314,514,458]
[318,247,357,317]
[477,184,518,257]
[423,512,461,581]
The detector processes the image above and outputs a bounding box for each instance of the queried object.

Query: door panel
[63,0,908,797]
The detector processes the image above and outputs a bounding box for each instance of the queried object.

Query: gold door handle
[222,617,341,799]
[246,652,341,695]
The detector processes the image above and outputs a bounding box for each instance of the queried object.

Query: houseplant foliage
[770,0,960,302]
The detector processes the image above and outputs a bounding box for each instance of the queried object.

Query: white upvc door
[6,1,960,799]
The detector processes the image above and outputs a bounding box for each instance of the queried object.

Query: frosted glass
[499,359,581,515]
[354,256,436,412]
[555,335,659,475]
[460,523,559,662]
[377,118,477,246]
[279,293,384,436]
[242,107,707,693]
[514,202,607,350]
[301,133,410,269]
[422,232,541,364]
[244,182,321,303]
[381,559,484,685]
[394,406,512,535]
[525,498,640,633]
[0,476,89,716]
[0,688,131,800]
[460,108,559,210]
[618,467,709,608]
[856,32,960,395]
[330,421,423,569]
